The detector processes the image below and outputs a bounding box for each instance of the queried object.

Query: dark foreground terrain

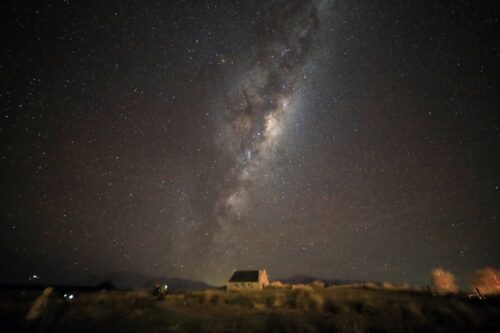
[1,286,499,333]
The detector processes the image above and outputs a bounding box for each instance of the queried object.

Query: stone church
[227,269,270,291]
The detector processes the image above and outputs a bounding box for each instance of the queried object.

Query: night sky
[1,0,499,287]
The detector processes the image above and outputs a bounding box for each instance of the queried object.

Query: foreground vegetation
[1,286,499,333]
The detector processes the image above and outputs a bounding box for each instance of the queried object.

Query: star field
[1,0,499,286]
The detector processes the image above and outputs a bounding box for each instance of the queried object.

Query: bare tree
[430,268,459,295]
[471,267,500,296]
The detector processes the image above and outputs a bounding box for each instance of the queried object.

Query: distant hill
[0,271,214,292]
[107,271,215,291]
[278,275,365,287]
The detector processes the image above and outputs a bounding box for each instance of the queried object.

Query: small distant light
[164,284,168,290]
[68,294,74,300]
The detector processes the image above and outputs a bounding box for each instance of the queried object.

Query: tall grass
[66,290,155,320]
[22,286,498,333]
[288,289,324,311]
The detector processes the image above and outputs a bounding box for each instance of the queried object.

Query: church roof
[229,270,260,282]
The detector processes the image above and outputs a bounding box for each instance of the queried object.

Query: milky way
[212,1,322,261]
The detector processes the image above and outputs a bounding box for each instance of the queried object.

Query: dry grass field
[1,286,499,333]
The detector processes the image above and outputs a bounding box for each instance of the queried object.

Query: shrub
[70,291,155,320]
[125,290,155,308]
[226,294,254,308]
[289,289,324,311]
[401,301,425,322]
[266,292,287,309]
[166,293,185,302]
[292,284,313,291]
[382,282,398,290]
[268,281,289,289]
[362,282,379,289]
[308,293,325,311]
[430,268,459,295]
[470,267,500,296]
[200,290,220,305]
[323,298,349,315]
[401,283,411,289]
[310,281,325,289]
